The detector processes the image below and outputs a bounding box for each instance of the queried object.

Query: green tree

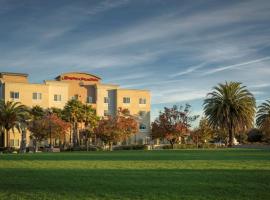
[80,104,99,150]
[203,82,256,147]
[191,118,215,147]
[0,100,28,148]
[63,99,84,147]
[19,108,31,153]
[256,100,270,141]
[28,106,45,152]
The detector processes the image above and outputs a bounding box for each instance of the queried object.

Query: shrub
[65,146,101,151]
[248,129,263,142]
[1,147,18,154]
[113,145,147,150]
[162,143,219,149]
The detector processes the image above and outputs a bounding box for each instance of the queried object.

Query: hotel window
[104,97,109,103]
[139,124,147,130]
[123,97,130,104]
[33,92,42,100]
[87,96,93,103]
[71,95,79,100]
[10,139,19,147]
[139,98,146,104]
[139,111,146,117]
[104,110,109,116]
[10,91,19,99]
[54,94,62,101]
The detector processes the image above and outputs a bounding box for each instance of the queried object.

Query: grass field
[0,149,270,200]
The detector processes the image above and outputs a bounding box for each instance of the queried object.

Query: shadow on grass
[0,168,269,200]
[1,149,270,161]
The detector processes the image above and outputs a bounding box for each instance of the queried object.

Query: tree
[95,108,138,151]
[151,104,199,148]
[45,113,70,147]
[62,99,84,147]
[203,82,256,147]
[80,104,99,151]
[19,108,31,153]
[0,100,28,148]
[28,106,45,152]
[191,118,215,148]
[256,100,270,142]
[247,128,263,143]
[29,113,69,152]
[28,118,48,152]
[50,107,64,119]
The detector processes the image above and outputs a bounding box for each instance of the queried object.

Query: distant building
[0,72,151,148]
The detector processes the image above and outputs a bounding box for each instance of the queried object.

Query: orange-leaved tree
[95,108,138,150]
[151,104,199,148]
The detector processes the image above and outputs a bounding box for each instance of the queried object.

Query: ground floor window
[10,139,19,147]
[139,124,147,130]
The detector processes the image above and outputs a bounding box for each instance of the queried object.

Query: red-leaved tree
[151,104,199,148]
[95,108,138,150]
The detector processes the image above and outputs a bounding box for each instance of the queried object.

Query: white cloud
[170,63,206,77]
[202,56,270,76]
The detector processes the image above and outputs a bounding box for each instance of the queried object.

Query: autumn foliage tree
[151,104,199,148]
[95,108,138,150]
[29,113,70,152]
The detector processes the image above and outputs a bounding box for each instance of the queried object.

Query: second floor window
[139,98,146,104]
[123,97,130,104]
[104,97,109,103]
[54,94,61,101]
[33,92,42,100]
[10,91,19,99]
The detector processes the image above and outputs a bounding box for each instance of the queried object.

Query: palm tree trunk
[20,130,26,153]
[228,122,233,147]
[6,129,10,148]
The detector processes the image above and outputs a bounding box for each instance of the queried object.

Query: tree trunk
[86,138,89,151]
[169,141,174,149]
[20,130,27,153]
[228,127,233,147]
[109,142,113,151]
[33,139,38,153]
[196,134,199,149]
[73,122,79,146]
[6,129,10,148]
[1,130,5,148]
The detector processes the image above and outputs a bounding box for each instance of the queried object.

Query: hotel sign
[62,76,99,82]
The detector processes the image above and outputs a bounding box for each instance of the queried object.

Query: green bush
[65,146,101,151]
[1,147,18,153]
[162,143,218,149]
[248,129,263,142]
[113,144,148,150]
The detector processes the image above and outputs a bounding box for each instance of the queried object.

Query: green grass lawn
[0,149,270,200]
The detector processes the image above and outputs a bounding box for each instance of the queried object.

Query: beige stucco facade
[0,72,151,147]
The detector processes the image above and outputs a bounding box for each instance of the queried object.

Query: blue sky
[0,0,270,125]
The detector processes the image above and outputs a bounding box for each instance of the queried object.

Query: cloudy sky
[0,0,270,124]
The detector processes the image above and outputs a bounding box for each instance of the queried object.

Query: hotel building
[0,72,151,148]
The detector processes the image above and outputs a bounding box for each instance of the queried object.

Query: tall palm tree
[203,82,256,147]
[63,99,84,147]
[256,100,270,138]
[81,104,99,149]
[0,100,28,148]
